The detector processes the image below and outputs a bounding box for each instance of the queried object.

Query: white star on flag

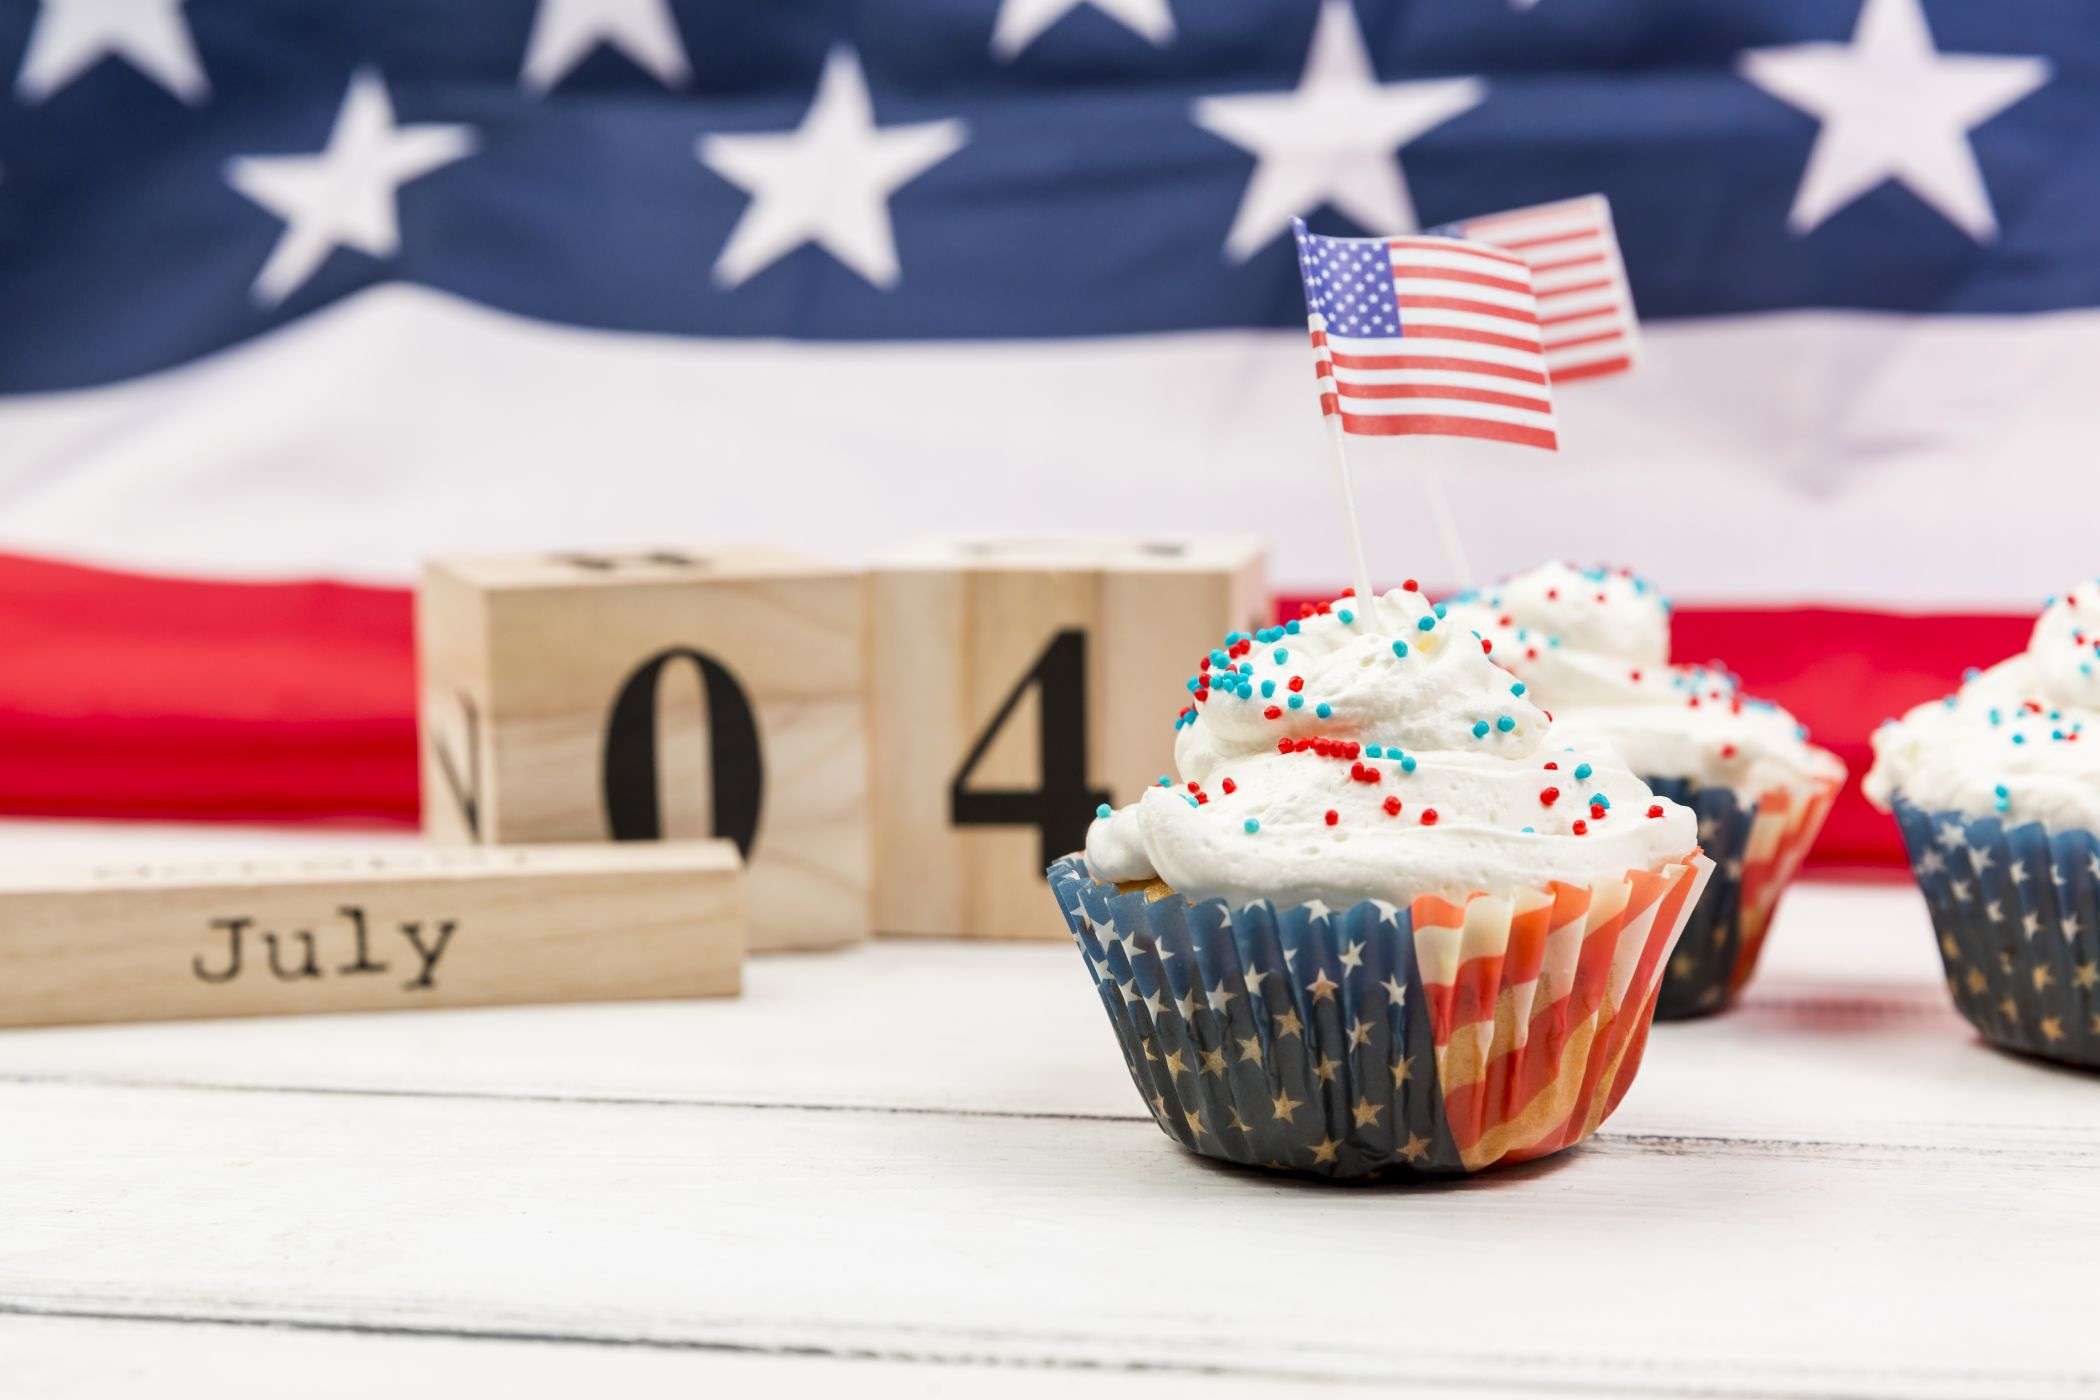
[990,0,1174,61]
[225,69,476,306]
[1739,0,2049,241]
[697,48,967,290]
[1192,0,1483,261]
[15,0,208,105]
[519,0,691,95]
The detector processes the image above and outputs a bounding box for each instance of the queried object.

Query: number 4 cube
[870,537,1267,939]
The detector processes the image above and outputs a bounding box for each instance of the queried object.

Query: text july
[191,904,456,991]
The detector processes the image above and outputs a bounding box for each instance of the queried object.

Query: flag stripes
[1442,195,1642,385]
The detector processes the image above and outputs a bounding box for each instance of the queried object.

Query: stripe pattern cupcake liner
[1892,798,2100,1069]
[1047,851,1714,1180]
[1645,772,1841,1020]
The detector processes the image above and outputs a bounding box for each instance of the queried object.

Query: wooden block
[417,548,868,952]
[871,536,1268,939]
[0,842,743,1028]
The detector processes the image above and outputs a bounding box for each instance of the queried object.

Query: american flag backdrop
[1434,195,1639,384]
[0,0,2094,859]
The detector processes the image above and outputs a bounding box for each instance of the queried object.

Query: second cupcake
[1444,563,1844,1018]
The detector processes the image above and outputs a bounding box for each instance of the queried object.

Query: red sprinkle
[1543,761,1559,771]
[1383,796,1402,816]
[1590,802,1606,819]
[1403,578,1419,592]
[1481,638,1493,655]
[1545,588,1559,601]
[1420,808,1439,826]
[1572,819,1589,836]
[1720,744,1738,759]
[1264,706,1281,720]
[1647,804,1664,818]
[1539,787,1560,807]
[1276,738,1292,754]
[1340,587,1355,597]
[1324,809,1339,827]
[1629,669,1642,682]
[1221,778,1236,795]
[1288,675,1305,692]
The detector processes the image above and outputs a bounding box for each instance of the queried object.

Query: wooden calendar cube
[418,548,868,951]
[870,537,1268,939]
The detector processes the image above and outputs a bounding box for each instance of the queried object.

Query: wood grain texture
[0,842,743,1026]
[869,537,1267,940]
[1,818,2094,1398]
[418,548,869,951]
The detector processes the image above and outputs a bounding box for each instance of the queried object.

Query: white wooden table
[1,821,2095,1399]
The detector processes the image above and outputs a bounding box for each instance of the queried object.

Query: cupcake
[1867,584,2100,1069]
[1442,563,1843,1018]
[1050,585,1712,1181]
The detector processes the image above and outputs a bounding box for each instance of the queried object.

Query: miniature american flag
[1291,218,1560,452]
[1435,195,1640,385]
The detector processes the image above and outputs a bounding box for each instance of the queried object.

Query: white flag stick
[1418,461,1474,590]
[1322,415,1377,605]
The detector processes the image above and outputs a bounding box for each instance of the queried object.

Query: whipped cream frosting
[1441,562,1842,800]
[1866,583,2100,830]
[1084,586,1697,909]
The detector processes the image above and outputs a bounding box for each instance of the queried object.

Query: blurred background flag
[1432,195,1639,385]
[0,0,2092,863]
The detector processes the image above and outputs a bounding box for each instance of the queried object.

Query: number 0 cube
[870,537,1267,939]
[416,549,869,951]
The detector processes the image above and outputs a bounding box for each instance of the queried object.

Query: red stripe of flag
[1543,355,1633,383]
[1474,225,1601,253]
[1386,235,1526,268]
[1396,293,1541,326]
[1389,264,1533,295]
[1338,413,1558,450]
[1335,381,1553,413]
[1328,351,1548,385]
[1529,251,1607,275]
[1395,323,1543,354]
[1544,328,1625,353]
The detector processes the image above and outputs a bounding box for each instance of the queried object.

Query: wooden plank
[0,843,743,1027]
[1,1077,2096,1399]
[419,548,869,952]
[869,537,1266,940]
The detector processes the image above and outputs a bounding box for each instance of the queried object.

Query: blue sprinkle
[1416,615,1436,632]
[1392,640,1409,658]
[1157,775,1171,786]
[1988,708,2002,726]
[1434,603,1447,619]
[1366,744,1383,757]
[1338,609,1355,625]
[1185,795,1198,808]
[1237,684,1254,700]
[1273,648,1288,664]
[1316,702,1333,718]
[1496,714,1516,732]
[1510,682,1526,697]
[1548,636,1562,648]
[1210,650,1228,668]
[1186,677,1201,694]
[1284,620,1301,635]
[1472,720,1490,738]
[2013,733,2028,745]
[1521,826,1535,834]
[1796,723,1809,740]
[1574,762,1594,781]
[1593,792,1611,809]
[1095,803,1112,819]
[1244,818,1261,834]
[1260,679,1276,698]
[1287,693,1304,710]
[1400,755,1418,773]
[1227,631,1247,646]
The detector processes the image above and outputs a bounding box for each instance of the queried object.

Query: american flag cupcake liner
[1047,850,1714,1181]
[1892,798,2100,1069]
[1645,773,1842,1020]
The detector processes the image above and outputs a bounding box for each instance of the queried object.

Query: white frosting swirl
[1084,586,1697,909]
[1442,562,1842,800]
[1867,583,2100,829]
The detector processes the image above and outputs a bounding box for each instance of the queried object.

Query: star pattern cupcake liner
[1047,850,1714,1181]
[1892,798,2100,1069]
[1645,773,1842,1020]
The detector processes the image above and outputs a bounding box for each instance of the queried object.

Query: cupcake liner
[1644,771,1842,1020]
[1047,850,1714,1180]
[1892,798,2100,1069]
